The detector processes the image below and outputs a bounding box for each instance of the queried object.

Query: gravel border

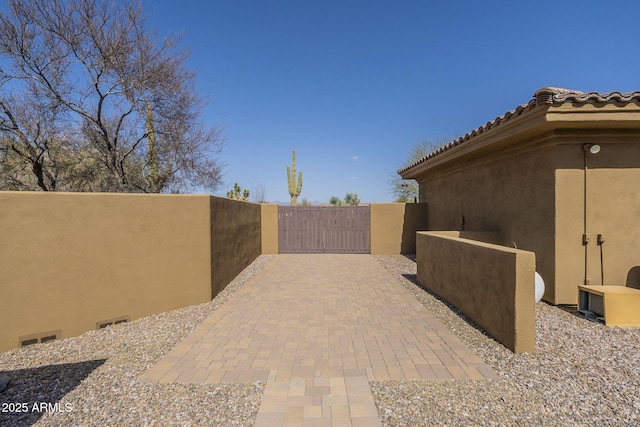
[2,254,639,426]
[373,255,640,426]
[0,255,275,427]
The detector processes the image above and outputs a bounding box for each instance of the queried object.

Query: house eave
[399,87,640,180]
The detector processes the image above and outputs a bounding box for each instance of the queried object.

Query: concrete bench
[578,285,640,326]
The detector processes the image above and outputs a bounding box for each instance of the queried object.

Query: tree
[344,193,360,206]
[390,138,449,202]
[0,93,71,191]
[286,150,302,205]
[329,196,342,206]
[252,183,267,203]
[0,0,223,193]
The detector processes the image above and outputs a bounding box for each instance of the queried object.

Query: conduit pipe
[597,233,605,285]
[582,144,601,285]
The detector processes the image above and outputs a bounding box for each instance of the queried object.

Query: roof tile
[399,87,640,175]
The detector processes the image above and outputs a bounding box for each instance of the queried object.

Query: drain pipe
[582,144,601,286]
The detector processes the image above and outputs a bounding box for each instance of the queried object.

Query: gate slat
[278,206,370,253]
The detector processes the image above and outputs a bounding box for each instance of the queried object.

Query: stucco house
[399,87,640,305]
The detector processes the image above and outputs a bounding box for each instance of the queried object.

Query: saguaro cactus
[287,150,303,206]
[145,103,172,192]
[146,103,159,192]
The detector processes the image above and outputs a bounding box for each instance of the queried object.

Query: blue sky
[146,0,640,203]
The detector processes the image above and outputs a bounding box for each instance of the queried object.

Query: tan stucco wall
[260,204,279,254]
[417,232,536,353]
[554,141,640,303]
[0,192,212,353]
[405,102,640,305]
[370,203,429,254]
[418,146,556,301]
[417,141,640,305]
[210,197,262,297]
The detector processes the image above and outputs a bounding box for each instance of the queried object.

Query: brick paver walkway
[140,254,496,426]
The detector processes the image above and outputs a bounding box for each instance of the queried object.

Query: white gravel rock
[0,255,274,427]
[2,254,639,426]
[372,255,640,427]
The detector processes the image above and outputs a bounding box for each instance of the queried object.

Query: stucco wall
[418,146,556,301]
[405,99,640,306]
[210,197,262,297]
[370,203,429,254]
[417,231,536,353]
[0,192,264,353]
[414,140,640,305]
[260,204,279,254]
[0,192,212,353]
[554,141,640,302]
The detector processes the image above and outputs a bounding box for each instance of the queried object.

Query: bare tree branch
[0,0,224,193]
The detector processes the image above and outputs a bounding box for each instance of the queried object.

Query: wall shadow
[400,273,494,340]
[0,359,106,426]
[400,204,428,254]
[401,254,416,263]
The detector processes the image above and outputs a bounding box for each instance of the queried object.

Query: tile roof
[398,87,640,176]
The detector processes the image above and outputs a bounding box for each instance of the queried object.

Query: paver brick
[140,254,497,426]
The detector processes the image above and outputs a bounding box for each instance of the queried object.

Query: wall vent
[19,330,62,347]
[96,315,130,330]
[21,338,38,347]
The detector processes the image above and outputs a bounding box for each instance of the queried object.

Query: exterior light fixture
[583,144,601,154]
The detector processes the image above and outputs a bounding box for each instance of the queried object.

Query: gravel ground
[373,255,640,427]
[2,254,639,426]
[0,255,275,427]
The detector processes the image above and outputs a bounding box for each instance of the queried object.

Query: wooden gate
[278,206,370,253]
